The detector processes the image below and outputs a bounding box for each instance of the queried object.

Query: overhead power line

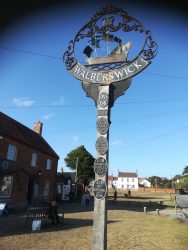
[0,104,93,109]
[1,97,188,109]
[143,72,188,80]
[0,46,188,80]
[117,97,188,105]
[0,46,61,59]
[111,124,188,152]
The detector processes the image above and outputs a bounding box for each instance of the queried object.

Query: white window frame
[0,176,13,197]
[46,159,52,170]
[31,153,37,167]
[7,144,17,161]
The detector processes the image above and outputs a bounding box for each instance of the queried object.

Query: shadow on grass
[62,197,172,214]
[0,213,118,237]
[0,197,173,237]
[107,198,170,212]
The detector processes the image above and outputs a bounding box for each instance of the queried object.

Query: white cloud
[43,113,55,121]
[111,140,123,145]
[52,96,65,106]
[13,97,34,107]
[72,135,78,143]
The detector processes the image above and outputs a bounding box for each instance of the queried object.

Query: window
[7,144,17,161]
[127,178,129,182]
[43,181,50,197]
[57,184,62,194]
[132,178,135,182]
[0,176,13,197]
[132,185,135,189]
[46,159,52,170]
[121,184,124,188]
[31,153,37,167]
[121,178,124,182]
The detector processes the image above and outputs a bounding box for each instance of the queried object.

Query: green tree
[64,145,95,185]
[182,166,188,176]
[175,176,188,189]
[147,176,170,188]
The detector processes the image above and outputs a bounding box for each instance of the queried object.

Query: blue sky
[1,0,188,179]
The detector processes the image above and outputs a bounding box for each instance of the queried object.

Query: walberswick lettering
[70,56,149,84]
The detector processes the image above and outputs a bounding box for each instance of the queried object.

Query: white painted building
[116,172,138,190]
[138,178,151,188]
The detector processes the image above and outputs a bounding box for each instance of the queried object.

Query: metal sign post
[63,4,157,250]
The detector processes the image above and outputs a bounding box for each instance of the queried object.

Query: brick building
[0,112,59,208]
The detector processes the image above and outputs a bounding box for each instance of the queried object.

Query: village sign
[63,4,158,250]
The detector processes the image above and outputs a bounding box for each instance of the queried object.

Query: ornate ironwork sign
[93,178,107,200]
[96,136,108,155]
[94,157,107,176]
[63,5,158,85]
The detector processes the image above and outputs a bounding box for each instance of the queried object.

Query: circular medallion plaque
[98,92,109,108]
[94,157,107,176]
[97,117,109,135]
[96,136,108,155]
[93,179,107,200]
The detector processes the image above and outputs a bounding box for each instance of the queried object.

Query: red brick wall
[0,136,58,207]
[139,187,175,193]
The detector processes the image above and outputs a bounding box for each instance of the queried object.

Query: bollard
[144,207,147,213]
[156,209,160,215]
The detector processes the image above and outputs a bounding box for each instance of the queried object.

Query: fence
[138,187,175,193]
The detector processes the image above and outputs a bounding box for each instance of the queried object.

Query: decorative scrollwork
[63,40,77,70]
[139,30,158,60]
[63,4,158,71]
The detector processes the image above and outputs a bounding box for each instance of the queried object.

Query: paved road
[176,194,188,208]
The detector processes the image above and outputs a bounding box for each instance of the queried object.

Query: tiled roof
[138,178,145,182]
[118,172,138,178]
[0,112,59,158]
[108,175,113,181]
[57,172,73,182]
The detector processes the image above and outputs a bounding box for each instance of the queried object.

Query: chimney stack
[34,121,43,135]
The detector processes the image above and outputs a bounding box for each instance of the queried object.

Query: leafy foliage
[64,145,95,185]
[175,176,188,189]
[182,166,188,176]
[147,176,171,188]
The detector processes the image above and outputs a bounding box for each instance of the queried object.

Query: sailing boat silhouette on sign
[83,17,132,65]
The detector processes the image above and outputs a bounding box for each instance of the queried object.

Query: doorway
[27,178,34,204]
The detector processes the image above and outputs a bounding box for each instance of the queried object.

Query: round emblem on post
[97,117,109,135]
[96,136,108,155]
[93,178,107,200]
[98,92,109,108]
[94,157,107,176]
